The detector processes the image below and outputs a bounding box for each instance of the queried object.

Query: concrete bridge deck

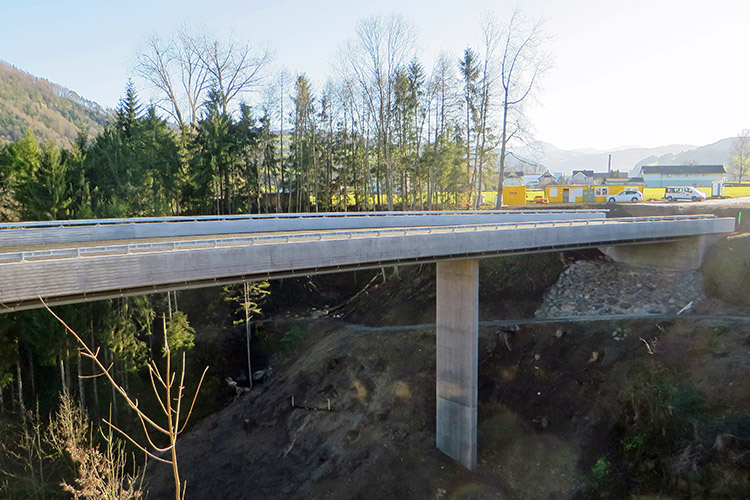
[0,214,733,311]
[0,210,607,247]
[0,211,736,470]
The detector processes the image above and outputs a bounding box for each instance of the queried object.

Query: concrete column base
[436,259,479,470]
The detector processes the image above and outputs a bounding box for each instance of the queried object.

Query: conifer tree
[14,141,71,220]
[115,80,142,139]
[460,48,480,203]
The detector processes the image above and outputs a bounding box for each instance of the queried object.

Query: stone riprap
[534,259,704,318]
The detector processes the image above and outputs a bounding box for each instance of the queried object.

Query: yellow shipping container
[502,186,527,206]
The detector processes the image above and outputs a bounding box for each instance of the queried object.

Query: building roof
[572,170,594,177]
[641,165,726,175]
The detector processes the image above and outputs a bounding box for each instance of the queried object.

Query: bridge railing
[0,210,609,230]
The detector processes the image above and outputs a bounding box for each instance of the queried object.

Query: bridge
[0,210,736,470]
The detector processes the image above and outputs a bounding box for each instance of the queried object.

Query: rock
[534,259,704,320]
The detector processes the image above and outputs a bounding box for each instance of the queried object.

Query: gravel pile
[535,258,704,318]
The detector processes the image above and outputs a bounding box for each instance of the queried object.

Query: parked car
[664,186,707,202]
[607,190,643,203]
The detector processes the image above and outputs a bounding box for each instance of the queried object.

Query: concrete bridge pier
[436,259,479,470]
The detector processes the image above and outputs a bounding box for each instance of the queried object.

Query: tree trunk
[495,92,510,209]
[65,351,72,392]
[245,282,252,390]
[90,324,99,416]
[77,350,86,410]
[27,350,35,398]
[59,357,66,394]
[106,349,118,425]
[16,360,24,414]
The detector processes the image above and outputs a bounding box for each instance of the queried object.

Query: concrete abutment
[599,235,714,270]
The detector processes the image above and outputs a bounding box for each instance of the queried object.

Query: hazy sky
[1,0,748,150]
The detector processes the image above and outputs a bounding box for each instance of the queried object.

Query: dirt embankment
[146,309,750,499]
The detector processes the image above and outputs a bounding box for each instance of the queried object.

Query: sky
[1,0,749,151]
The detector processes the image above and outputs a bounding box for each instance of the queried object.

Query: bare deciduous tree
[339,13,416,210]
[194,32,272,116]
[730,129,750,183]
[135,27,271,127]
[494,10,552,208]
[135,28,210,129]
[472,13,502,208]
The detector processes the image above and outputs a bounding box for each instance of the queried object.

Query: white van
[664,186,707,202]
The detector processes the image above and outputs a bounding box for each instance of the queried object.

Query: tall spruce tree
[460,48,480,205]
[116,80,142,138]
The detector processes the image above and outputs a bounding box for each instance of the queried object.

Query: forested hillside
[0,61,108,146]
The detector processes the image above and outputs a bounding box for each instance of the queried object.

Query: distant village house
[536,171,557,187]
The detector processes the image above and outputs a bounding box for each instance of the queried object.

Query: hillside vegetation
[0,61,108,146]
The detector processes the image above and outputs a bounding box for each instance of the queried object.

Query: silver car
[607,190,644,203]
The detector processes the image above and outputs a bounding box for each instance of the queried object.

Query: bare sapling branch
[41,298,209,500]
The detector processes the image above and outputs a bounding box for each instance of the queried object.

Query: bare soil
[145,311,750,500]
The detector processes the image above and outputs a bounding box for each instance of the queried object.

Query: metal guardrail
[0,215,718,264]
[0,210,610,231]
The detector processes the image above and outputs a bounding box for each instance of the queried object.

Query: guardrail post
[436,259,478,470]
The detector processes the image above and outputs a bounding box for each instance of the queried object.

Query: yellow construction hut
[545,184,644,203]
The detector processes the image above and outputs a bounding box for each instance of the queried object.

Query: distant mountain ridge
[517,140,734,177]
[630,139,734,174]
[0,60,109,146]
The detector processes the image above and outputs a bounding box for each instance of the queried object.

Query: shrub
[279,322,307,351]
